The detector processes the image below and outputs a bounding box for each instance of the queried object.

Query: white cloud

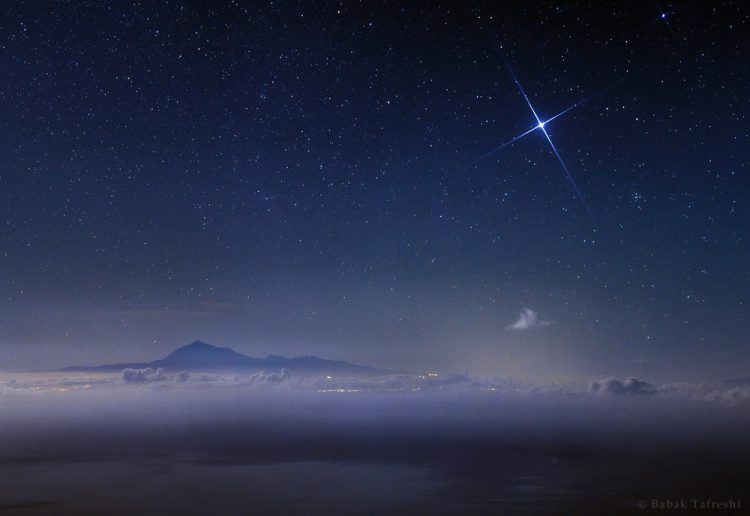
[122,367,167,383]
[247,369,290,383]
[505,308,551,331]
[703,385,750,406]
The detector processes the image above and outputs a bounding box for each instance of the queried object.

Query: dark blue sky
[0,1,747,382]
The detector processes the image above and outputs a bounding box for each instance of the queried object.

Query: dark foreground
[0,382,747,515]
[1,421,747,514]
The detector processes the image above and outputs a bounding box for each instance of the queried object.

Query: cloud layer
[2,370,749,408]
[121,367,292,386]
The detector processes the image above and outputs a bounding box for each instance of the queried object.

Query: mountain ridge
[57,340,387,374]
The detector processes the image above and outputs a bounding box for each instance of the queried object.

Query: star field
[0,1,748,381]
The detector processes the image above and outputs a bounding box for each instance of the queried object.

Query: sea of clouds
[2,367,749,407]
[1,365,749,514]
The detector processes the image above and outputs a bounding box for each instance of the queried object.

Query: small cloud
[588,377,659,396]
[122,367,166,383]
[703,385,750,406]
[506,308,551,331]
[248,369,290,383]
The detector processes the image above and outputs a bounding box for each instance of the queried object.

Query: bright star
[466,57,605,216]
[654,0,674,32]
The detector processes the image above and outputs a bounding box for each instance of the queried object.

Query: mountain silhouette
[58,340,385,374]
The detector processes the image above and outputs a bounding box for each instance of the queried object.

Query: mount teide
[58,340,387,374]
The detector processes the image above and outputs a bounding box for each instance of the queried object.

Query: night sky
[0,1,747,382]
